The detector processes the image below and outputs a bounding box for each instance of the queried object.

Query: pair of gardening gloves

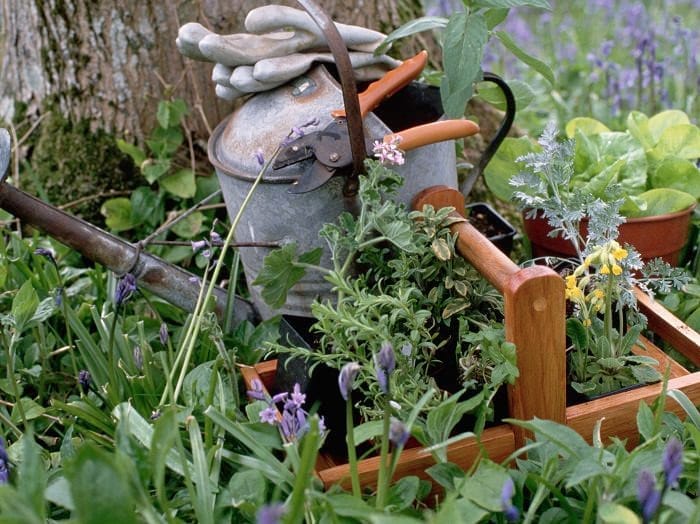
[176,5,399,101]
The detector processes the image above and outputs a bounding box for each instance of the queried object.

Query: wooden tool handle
[384,120,480,151]
[331,50,428,119]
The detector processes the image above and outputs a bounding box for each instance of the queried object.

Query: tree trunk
[0,0,416,142]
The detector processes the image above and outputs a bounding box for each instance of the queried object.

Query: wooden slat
[316,424,516,491]
[566,372,700,446]
[635,287,700,366]
[634,335,688,378]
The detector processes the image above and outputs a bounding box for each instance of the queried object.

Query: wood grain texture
[635,287,700,366]
[634,335,689,378]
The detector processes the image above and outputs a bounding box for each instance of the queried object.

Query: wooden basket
[240,186,700,491]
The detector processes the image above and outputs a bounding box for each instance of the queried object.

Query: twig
[146,239,281,248]
[14,111,52,150]
[58,190,133,210]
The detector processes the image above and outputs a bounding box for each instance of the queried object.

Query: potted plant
[484,110,700,265]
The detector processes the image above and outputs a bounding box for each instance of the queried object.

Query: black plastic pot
[465,202,517,256]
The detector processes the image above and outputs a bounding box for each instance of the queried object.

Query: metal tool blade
[0,129,10,183]
[273,133,318,169]
[287,160,336,194]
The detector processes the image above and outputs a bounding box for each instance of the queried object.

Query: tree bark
[0,0,418,142]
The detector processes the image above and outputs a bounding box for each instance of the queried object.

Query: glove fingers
[230,66,286,93]
[198,32,315,67]
[245,5,386,52]
[176,22,213,61]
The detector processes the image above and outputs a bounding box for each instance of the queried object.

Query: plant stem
[605,275,615,356]
[345,393,361,498]
[107,306,122,405]
[285,417,321,524]
[7,334,27,428]
[375,396,392,509]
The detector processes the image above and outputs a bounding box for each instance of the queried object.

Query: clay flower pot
[522,203,697,266]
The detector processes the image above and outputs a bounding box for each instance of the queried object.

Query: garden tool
[176,5,394,101]
[273,50,480,193]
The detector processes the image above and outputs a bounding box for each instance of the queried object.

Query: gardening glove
[176,5,399,101]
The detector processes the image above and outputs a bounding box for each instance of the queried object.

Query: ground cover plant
[1,1,700,522]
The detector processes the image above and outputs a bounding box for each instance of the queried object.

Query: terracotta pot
[522,204,697,266]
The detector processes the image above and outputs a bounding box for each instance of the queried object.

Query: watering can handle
[296,0,366,197]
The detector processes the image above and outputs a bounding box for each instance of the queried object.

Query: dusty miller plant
[511,123,690,395]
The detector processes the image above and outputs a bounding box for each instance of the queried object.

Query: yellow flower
[600,264,610,275]
[593,289,605,299]
[583,318,592,327]
[612,247,628,261]
[612,264,622,276]
[566,275,577,289]
[565,286,583,301]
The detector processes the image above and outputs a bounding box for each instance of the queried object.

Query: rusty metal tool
[273,50,480,193]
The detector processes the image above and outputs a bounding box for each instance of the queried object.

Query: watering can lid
[208,65,394,184]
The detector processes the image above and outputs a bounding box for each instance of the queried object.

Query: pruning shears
[273,50,480,193]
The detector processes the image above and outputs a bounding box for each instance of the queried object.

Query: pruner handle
[385,119,480,151]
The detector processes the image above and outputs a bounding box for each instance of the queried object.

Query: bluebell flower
[500,476,519,522]
[374,342,395,394]
[209,231,222,245]
[114,273,137,307]
[191,239,207,253]
[0,437,9,484]
[247,378,266,401]
[256,503,285,524]
[636,469,661,523]
[54,287,63,307]
[662,437,683,487]
[389,417,409,448]
[133,346,143,371]
[338,362,361,401]
[150,410,161,420]
[254,149,265,167]
[260,406,278,425]
[78,369,91,394]
[34,247,57,266]
[159,323,169,345]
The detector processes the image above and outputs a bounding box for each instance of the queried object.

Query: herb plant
[511,124,690,395]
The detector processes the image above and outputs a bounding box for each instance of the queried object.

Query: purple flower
[637,469,661,523]
[662,437,683,487]
[389,417,409,448]
[500,476,519,522]
[338,362,361,401]
[150,410,161,420]
[34,247,57,266]
[133,346,143,371]
[247,378,266,401]
[288,383,305,410]
[191,239,207,253]
[372,136,405,166]
[0,437,9,484]
[256,503,285,524]
[114,273,137,307]
[260,406,278,425]
[254,149,265,167]
[54,287,63,307]
[159,323,169,345]
[210,231,222,245]
[78,369,91,394]
[374,342,396,394]
[400,343,412,357]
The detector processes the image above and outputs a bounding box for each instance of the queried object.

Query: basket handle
[295,0,366,197]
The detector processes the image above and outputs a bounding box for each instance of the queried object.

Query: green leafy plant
[486,109,700,218]
[510,124,690,395]
[377,0,555,117]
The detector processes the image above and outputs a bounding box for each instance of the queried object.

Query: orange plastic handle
[330,50,428,119]
[384,120,480,151]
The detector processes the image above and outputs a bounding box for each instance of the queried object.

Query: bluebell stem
[256,503,286,524]
[662,437,683,487]
[78,369,91,394]
[389,417,409,448]
[338,362,361,401]
[114,273,137,307]
[133,346,143,371]
[374,342,396,394]
[159,323,169,345]
[636,469,661,523]
[500,476,520,522]
[0,437,9,484]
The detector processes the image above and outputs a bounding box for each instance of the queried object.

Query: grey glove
[177,5,398,101]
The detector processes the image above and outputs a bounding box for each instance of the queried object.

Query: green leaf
[64,444,138,524]
[494,30,555,86]
[375,17,449,54]
[441,12,488,118]
[387,476,421,510]
[11,280,39,332]
[668,389,700,428]
[426,462,465,491]
[141,158,171,184]
[620,188,696,218]
[636,400,655,441]
[626,111,653,150]
[149,409,178,510]
[431,238,451,261]
[484,136,538,201]
[187,417,215,524]
[156,99,189,129]
[598,502,641,524]
[564,451,607,488]
[376,219,420,253]
[160,168,196,198]
[477,79,535,111]
[651,158,700,198]
[171,211,204,239]
[252,243,323,309]
[129,187,161,227]
[432,497,489,524]
[458,460,511,512]
[506,418,590,458]
[101,197,134,232]
[474,0,551,8]
[147,126,182,158]
[566,318,588,351]
[483,8,509,29]
[565,117,610,138]
[229,470,266,513]
[116,139,146,166]
[648,110,691,143]
[11,398,45,424]
[353,420,384,445]
[18,433,46,520]
[649,124,700,161]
